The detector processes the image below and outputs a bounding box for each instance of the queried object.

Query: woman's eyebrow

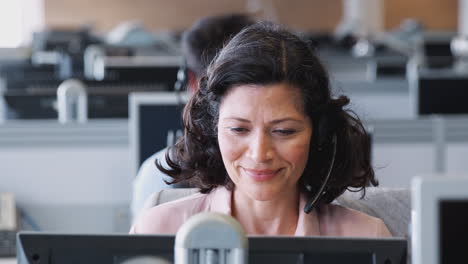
[269,118,303,124]
[223,117,250,123]
[223,117,304,124]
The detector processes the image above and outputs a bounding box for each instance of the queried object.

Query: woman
[131,22,391,237]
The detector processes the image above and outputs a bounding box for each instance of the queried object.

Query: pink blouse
[130,187,392,237]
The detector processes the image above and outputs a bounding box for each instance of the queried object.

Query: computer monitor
[129,92,189,175]
[414,68,468,115]
[411,176,468,264]
[17,232,407,264]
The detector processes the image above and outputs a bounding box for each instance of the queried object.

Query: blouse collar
[209,186,321,236]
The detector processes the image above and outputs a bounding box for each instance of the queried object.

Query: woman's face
[217,83,312,201]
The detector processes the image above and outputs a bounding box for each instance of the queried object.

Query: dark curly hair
[158,22,378,204]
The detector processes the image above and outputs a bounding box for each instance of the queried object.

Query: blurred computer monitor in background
[415,68,468,116]
[129,92,188,175]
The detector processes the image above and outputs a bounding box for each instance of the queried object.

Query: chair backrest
[142,187,411,238]
[336,188,411,238]
[141,188,198,211]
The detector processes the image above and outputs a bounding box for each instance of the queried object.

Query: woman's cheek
[218,132,243,162]
[284,140,311,167]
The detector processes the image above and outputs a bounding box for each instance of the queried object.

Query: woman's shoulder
[130,191,211,234]
[318,204,392,238]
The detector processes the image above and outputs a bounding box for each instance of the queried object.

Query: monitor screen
[418,77,468,115]
[139,103,184,166]
[17,232,407,264]
[423,36,454,68]
[416,66,468,116]
[439,200,468,264]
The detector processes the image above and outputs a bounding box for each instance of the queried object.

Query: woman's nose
[247,131,274,163]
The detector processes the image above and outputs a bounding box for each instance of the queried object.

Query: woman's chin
[240,185,284,202]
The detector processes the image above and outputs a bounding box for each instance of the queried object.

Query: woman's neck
[231,188,300,236]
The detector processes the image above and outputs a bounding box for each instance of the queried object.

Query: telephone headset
[303,113,339,214]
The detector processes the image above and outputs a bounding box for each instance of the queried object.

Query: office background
[1,0,468,236]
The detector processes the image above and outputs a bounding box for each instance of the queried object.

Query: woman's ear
[188,70,199,92]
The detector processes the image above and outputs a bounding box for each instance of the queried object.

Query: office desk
[0,258,16,264]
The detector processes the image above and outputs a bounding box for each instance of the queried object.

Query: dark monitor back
[418,75,468,115]
[17,233,407,264]
[249,236,406,264]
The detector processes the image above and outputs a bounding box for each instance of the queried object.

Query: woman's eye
[229,127,249,134]
[273,129,296,136]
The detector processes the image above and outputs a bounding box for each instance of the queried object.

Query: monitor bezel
[411,176,468,264]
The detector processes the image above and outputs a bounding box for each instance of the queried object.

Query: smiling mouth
[242,168,282,181]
